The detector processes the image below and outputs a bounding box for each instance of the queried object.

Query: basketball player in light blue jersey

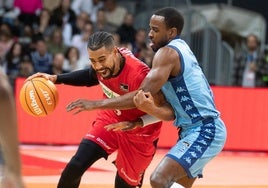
[105,7,227,188]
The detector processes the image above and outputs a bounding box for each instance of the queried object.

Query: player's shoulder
[154,46,180,63]
[118,47,134,57]
[119,47,148,67]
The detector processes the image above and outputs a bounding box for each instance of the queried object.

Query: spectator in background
[4,42,24,88]
[104,0,127,28]
[42,0,60,12]
[18,55,34,78]
[13,0,43,26]
[71,21,93,68]
[48,52,68,75]
[31,38,53,73]
[111,32,121,45]
[116,12,136,45]
[0,0,14,23]
[234,34,264,87]
[46,28,67,55]
[32,8,54,42]
[93,8,117,33]
[72,11,90,36]
[0,0,13,13]
[138,44,154,68]
[63,46,84,72]
[50,0,76,46]
[259,50,268,87]
[18,25,33,50]
[71,0,103,23]
[132,28,147,60]
[0,23,14,68]
[90,0,104,23]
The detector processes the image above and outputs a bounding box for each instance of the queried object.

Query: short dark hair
[87,31,115,51]
[154,7,184,35]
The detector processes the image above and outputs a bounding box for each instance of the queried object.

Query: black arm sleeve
[55,67,99,87]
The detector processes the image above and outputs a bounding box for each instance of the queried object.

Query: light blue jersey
[161,37,227,178]
[162,38,219,128]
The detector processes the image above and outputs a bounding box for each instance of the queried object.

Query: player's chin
[101,73,113,79]
[150,43,158,52]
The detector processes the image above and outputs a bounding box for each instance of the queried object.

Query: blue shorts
[166,118,227,178]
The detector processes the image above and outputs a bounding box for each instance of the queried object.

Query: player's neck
[113,52,125,77]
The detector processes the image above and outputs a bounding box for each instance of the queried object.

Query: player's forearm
[56,68,99,86]
[145,103,175,121]
[97,91,137,110]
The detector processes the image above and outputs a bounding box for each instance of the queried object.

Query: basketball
[19,77,59,117]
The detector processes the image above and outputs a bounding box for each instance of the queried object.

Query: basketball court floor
[20,145,268,188]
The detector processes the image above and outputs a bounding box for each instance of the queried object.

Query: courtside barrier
[15,78,268,151]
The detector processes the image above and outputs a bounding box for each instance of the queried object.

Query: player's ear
[113,46,118,54]
[169,27,177,39]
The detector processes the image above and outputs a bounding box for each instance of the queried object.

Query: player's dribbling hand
[25,72,57,83]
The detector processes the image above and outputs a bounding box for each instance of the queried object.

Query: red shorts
[84,119,162,186]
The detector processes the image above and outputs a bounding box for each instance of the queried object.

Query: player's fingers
[66,103,76,111]
[25,72,48,82]
[144,91,154,100]
[105,124,117,131]
[73,109,82,115]
[134,90,144,104]
[134,91,148,107]
[112,127,124,131]
[135,90,144,97]
[121,124,136,131]
[66,99,81,111]
[105,123,124,131]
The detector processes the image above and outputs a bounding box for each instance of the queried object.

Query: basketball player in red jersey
[27,31,163,188]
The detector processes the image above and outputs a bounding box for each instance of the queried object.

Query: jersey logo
[120,83,129,92]
[99,81,122,116]
[99,81,120,98]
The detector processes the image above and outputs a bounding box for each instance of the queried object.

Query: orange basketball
[19,77,59,117]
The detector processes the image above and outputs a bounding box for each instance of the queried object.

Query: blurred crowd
[0,0,154,91]
[233,34,268,88]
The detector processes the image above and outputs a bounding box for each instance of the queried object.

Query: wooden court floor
[20,145,268,188]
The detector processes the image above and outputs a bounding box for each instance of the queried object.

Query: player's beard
[97,66,115,79]
[150,38,169,52]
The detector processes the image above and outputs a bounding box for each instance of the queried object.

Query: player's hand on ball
[66,99,97,114]
[20,77,58,117]
[25,72,57,83]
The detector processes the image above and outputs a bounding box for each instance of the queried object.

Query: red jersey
[96,47,152,124]
[85,48,162,186]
